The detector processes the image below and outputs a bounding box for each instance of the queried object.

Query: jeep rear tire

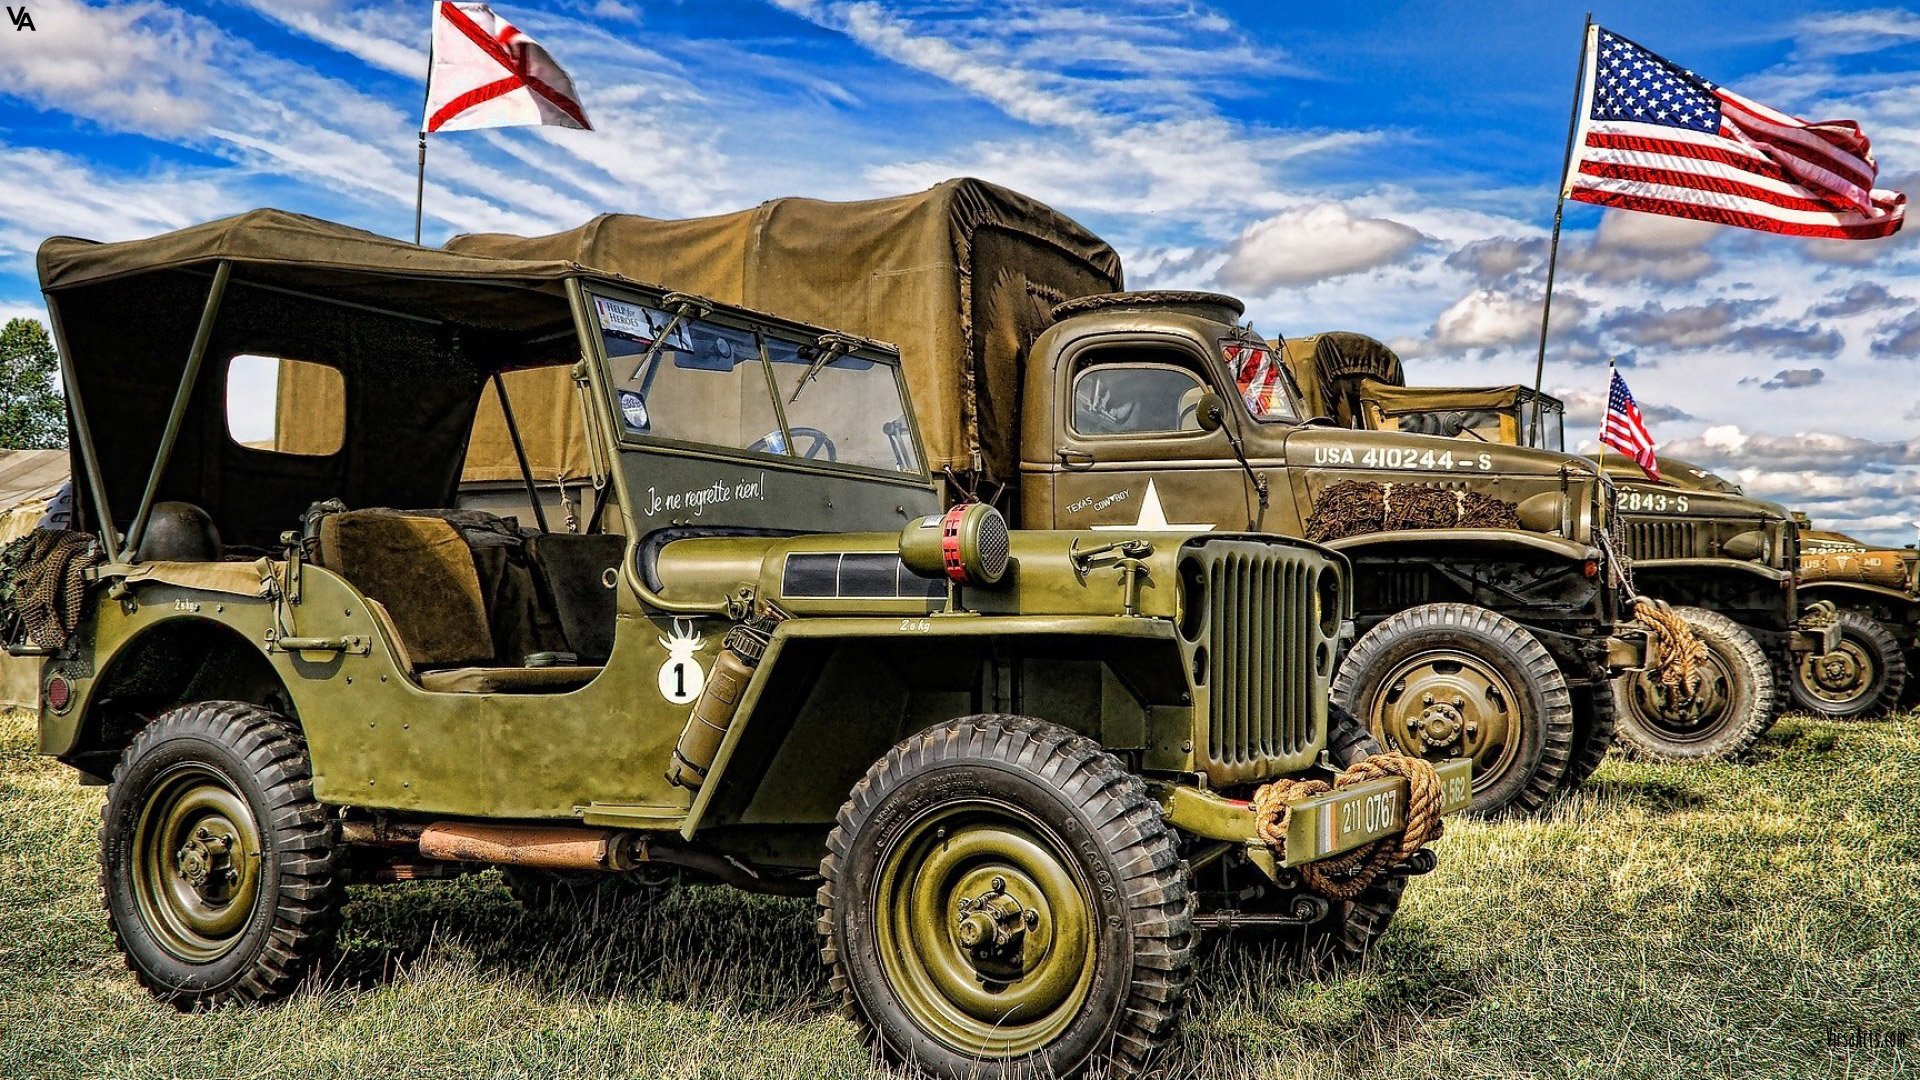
[1334,603,1572,816]
[100,701,340,1009]
[1612,607,1773,762]
[818,714,1195,1079]
[1790,608,1908,720]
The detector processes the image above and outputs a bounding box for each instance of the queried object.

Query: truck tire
[1790,609,1908,720]
[1563,671,1617,792]
[818,714,1195,1079]
[1195,705,1405,963]
[99,701,340,1009]
[1334,603,1572,816]
[1611,607,1773,763]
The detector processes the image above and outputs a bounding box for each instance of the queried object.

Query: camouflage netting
[1306,480,1522,543]
[0,530,102,649]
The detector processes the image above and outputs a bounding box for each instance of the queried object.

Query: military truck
[440,180,1645,818]
[1299,371,1840,758]
[14,210,1472,1079]
[1790,518,1916,716]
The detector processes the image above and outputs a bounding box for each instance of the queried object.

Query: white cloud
[1215,204,1424,293]
[1431,289,1546,350]
[9,0,220,134]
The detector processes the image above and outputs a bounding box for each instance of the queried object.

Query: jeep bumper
[1606,627,1654,674]
[1151,757,1473,868]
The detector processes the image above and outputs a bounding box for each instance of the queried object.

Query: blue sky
[4,1,1920,541]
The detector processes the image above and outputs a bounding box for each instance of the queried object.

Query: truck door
[1043,338,1279,535]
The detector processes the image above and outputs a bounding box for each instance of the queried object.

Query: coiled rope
[1630,597,1708,700]
[1250,751,1445,900]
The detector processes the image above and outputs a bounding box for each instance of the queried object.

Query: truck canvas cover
[442,177,1123,487]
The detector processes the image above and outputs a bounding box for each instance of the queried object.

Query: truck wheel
[1334,603,1572,816]
[1195,705,1404,962]
[1563,672,1617,792]
[99,701,340,1008]
[1612,607,1773,762]
[818,714,1195,1079]
[1790,609,1907,720]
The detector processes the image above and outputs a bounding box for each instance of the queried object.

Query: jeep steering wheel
[751,426,838,462]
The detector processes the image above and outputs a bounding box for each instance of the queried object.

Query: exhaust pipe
[417,822,640,871]
[390,820,816,896]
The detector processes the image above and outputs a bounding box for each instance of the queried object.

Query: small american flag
[1602,369,1660,481]
[1569,27,1904,240]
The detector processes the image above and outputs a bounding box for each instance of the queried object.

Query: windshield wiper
[628,292,712,383]
[788,332,863,404]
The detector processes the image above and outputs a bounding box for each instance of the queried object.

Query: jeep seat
[314,510,495,667]
[314,509,602,694]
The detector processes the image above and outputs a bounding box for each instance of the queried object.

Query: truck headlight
[1722,530,1769,561]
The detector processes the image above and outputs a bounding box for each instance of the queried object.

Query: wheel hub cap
[954,875,1042,977]
[131,765,263,963]
[1800,640,1873,703]
[1373,651,1515,794]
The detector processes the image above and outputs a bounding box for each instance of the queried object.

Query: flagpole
[413,132,427,245]
[1529,11,1595,445]
[414,4,438,246]
[1596,355,1614,477]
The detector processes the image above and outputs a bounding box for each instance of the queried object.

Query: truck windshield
[1222,340,1299,422]
[593,293,920,476]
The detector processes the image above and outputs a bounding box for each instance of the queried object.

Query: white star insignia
[1090,479,1216,533]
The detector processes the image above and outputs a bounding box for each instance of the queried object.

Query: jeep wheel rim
[872,800,1097,1058]
[1629,645,1735,742]
[132,764,263,963]
[1797,637,1877,708]
[1370,649,1519,795]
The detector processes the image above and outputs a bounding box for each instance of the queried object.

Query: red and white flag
[1602,369,1660,481]
[1568,27,1903,240]
[425,2,590,134]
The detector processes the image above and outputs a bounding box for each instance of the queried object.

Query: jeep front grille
[1187,540,1330,784]
[1621,520,1700,561]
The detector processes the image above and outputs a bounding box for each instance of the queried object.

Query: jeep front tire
[818,714,1195,1079]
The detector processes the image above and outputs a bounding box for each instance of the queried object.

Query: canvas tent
[426,178,1123,491]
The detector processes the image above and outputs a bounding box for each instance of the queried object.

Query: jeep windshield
[593,293,922,476]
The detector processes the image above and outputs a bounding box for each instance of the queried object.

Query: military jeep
[1788,516,1916,717]
[15,210,1471,1079]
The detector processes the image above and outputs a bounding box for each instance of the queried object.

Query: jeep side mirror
[1194,391,1226,433]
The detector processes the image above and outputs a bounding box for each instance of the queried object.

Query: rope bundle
[1632,598,1708,699]
[0,530,103,650]
[1250,751,1446,900]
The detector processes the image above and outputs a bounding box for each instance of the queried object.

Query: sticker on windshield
[619,391,650,430]
[595,296,690,349]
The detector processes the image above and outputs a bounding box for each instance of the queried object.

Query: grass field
[4,707,1919,1080]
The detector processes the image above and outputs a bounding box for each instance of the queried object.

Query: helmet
[135,502,223,562]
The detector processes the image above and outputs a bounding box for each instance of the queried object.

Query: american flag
[1602,369,1660,480]
[1569,28,1904,240]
